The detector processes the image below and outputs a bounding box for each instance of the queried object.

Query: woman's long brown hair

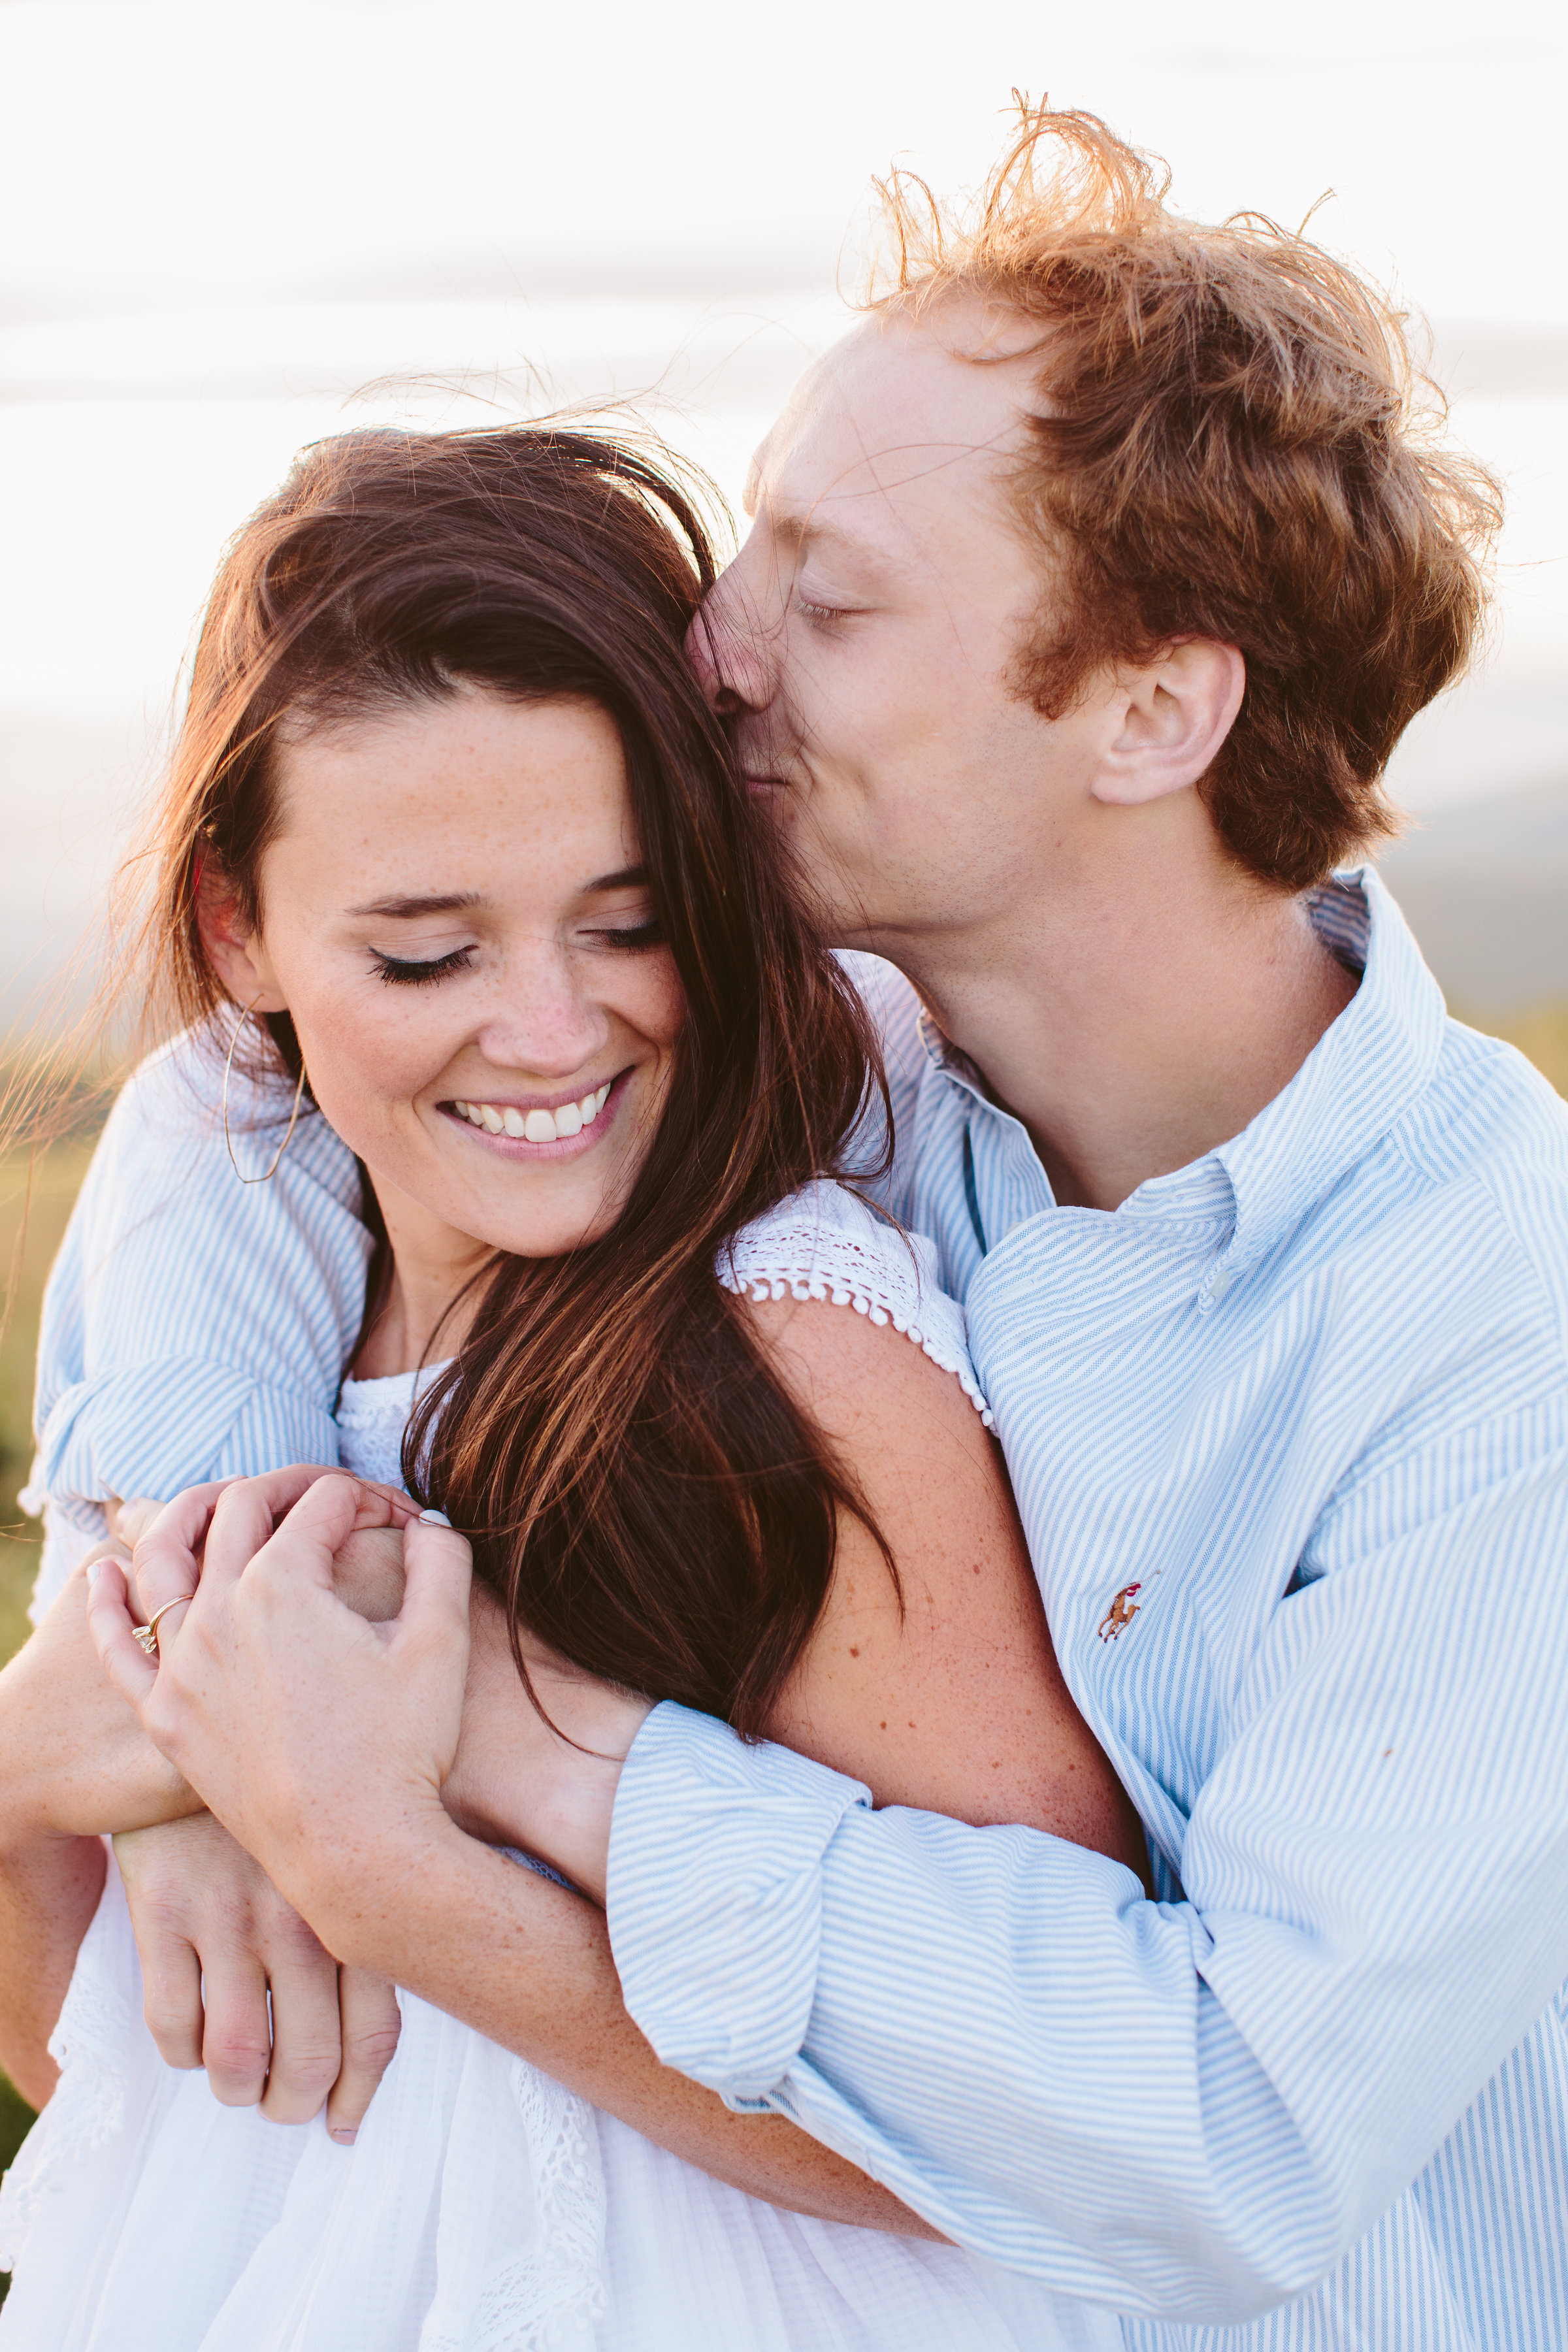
[135,423,890,1737]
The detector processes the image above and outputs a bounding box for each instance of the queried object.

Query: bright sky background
[2,0,1565,1008]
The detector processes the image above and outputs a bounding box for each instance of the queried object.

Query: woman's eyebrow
[348,872,646,917]
[348,890,482,918]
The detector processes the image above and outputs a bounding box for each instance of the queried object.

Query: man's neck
[899,868,1360,1213]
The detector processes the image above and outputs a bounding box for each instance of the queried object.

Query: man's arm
[595,1443,1568,2322]
[91,1477,942,2236]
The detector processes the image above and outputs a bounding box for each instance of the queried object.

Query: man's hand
[114,1814,401,2139]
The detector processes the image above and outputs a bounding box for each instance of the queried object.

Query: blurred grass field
[1,1000,1566,2216]
[0,1137,100,2257]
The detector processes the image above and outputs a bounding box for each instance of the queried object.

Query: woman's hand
[0,1550,199,1838]
[88,1471,472,1946]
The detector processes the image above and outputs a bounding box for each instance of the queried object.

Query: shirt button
[1207,1267,1230,1304]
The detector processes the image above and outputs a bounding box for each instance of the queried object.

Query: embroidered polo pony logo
[1097,1582,1143,1641]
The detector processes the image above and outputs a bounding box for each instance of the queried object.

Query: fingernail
[87,1560,104,1585]
[417,1509,451,1527]
[329,2125,357,2145]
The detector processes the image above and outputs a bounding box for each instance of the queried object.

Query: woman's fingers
[242,1473,372,1601]
[396,1512,474,1652]
[353,1480,423,1529]
[325,1968,404,2144]
[125,1468,421,1637]
[86,1551,162,1710]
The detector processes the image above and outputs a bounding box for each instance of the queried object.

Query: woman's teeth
[453,1083,612,1143]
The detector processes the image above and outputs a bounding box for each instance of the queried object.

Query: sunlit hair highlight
[864,99,1503,890]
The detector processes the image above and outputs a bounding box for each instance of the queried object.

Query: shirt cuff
[606,1701,872,2106]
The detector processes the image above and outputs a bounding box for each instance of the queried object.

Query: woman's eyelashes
[592,918,663,951]
[370,945,476,987]
[368,919,662,985]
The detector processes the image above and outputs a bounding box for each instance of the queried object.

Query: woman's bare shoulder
[733,1222,1147,1875]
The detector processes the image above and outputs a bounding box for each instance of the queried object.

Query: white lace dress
[0,1184,1118,2352]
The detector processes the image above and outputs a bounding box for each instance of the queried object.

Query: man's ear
[1092,639,1245,809]
[197,879,287,1014]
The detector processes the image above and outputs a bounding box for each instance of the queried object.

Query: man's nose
[685,572,774,719]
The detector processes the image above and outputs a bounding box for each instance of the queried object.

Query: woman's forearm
[298,1815,938,2237]
[0,1568,201,1840]
[0,1564,201,2104]
[0,1825,106,2108]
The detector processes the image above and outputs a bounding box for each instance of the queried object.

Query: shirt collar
[917,868,1446,1284]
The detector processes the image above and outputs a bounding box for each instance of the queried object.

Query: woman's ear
[198,878,288,1014]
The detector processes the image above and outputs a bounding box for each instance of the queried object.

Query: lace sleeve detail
[716,1180,992,1427]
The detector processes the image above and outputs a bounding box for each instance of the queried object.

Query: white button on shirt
[605,873,1568,2346]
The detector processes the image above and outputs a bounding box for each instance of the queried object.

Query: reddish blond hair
[869,103,1502,890]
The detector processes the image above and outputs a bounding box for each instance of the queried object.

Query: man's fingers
[259,1921,347,2126]
[86,1552,161,1710]
[138,1923,206,2070]
[199,1955,274,2107]
[325,1968,403,2143]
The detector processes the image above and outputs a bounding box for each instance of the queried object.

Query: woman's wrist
[0,1566,199,1842]
[284,1801,476,1972]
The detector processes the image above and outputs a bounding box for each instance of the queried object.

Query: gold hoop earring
[222,998,306,1184]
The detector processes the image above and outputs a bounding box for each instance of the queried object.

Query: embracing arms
[65,1299,1141,2233]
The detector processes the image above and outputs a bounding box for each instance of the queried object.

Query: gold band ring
[131,1593,193,1659]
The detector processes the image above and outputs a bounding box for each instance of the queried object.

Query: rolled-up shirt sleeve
[24,1032,368,1614]
[608,1438,1568,2325]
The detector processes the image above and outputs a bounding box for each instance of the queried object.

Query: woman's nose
[474,954,611,1078]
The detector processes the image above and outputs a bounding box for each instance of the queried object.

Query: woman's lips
[442,1073,626,1153]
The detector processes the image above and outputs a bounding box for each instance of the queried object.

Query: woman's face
[210,685,684,1261]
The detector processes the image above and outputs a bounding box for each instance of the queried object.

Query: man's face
[689,302,1111,956]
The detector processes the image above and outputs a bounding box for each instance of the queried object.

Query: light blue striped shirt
[606,872,1568,2346]
[23,1038,369,1572]
[23,875,1568,2344]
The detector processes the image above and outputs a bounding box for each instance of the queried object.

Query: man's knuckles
[202,2029,274,2100]
[141,1991,204,2064]
[342,2016,402,2077]
[264,2037,344,2104]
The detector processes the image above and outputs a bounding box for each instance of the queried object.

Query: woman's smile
[444,1070,625,1154]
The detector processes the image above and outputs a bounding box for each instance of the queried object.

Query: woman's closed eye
[587,918,663,952]
[370,945,476,987]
